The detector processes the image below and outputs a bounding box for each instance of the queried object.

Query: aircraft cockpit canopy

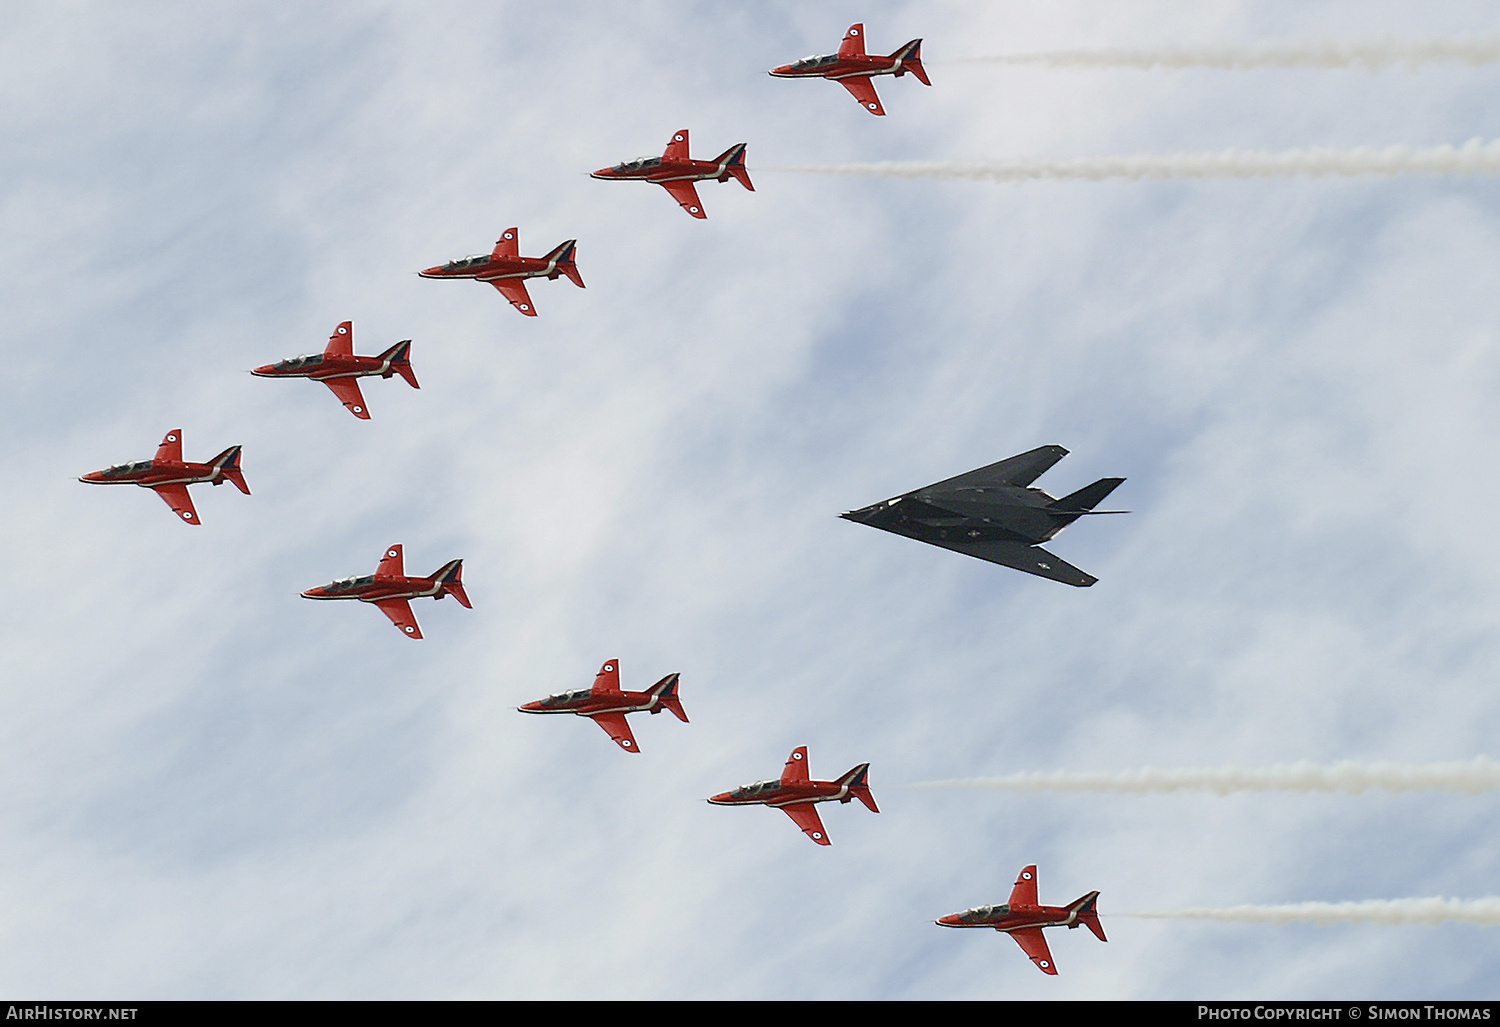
[541,688,593,707]
[730,779,782,798]
[327,574,376,592]
[792,53,839,69]
[442,255,490,270]
[612,156,662,172]
[958,904,1009,922]
[104,460,153,477]
[275,354,324,370]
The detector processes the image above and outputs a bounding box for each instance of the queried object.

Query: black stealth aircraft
[840,446,1125,587]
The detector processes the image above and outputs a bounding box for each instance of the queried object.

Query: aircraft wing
[593,660,622,694]
[154,429,184,464]
[377,545,404,578]
[373,598,422,638]
[780,803,831,845]
[325,321,354,358]
[659,180,707,219]
[922,539,1097,587]
[839,23,867,58]
[925,446,1069,492]
[663,129,690,161]
[153,483,199,524]
[488,278,538,316]
[590,712,640,752]
[837,76,885,115]
[321,377,370,419]
[1009,928,1058,975]
[491,228,519,259]
[1009,865,1040,907]
[781,746,811,785]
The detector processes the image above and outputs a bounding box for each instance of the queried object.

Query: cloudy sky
[3,0,1500,1000]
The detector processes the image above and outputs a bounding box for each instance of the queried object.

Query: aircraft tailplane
[891,39,930,85]
[836,763,879,812]
[1048,477,1125,514]
[647,672,688,722]
[210,446,250,494]
[545,240,585,289]
[715,144,755,191]
[379,340,420,389]
[432,559,471,608]
[1066,891,1107,942]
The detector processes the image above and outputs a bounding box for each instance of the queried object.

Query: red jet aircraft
[936,865,1106,975]
[252,321,418,419]
[769,23,929,115]
[517,659,687,752]
[591,129,753,219]
[301,544,470,639]
[708,746,877,845]
[419,228,584,316]
[79,428,248,524]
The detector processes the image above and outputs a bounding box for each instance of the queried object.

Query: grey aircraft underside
[840,446,1125,587]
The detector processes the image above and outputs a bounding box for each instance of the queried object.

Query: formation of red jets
[80,24,1101,979]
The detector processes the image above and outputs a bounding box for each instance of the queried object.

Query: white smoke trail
[1119,898,1500,926]
[772,140,1500,184]
[911,757,1500,795]
[957,39,1500,71]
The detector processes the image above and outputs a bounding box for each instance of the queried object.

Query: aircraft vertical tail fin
[891,39,930,85]
[210,446,250,494]
[545,240,585,289]
[378,340,420,389]
[646,672,687,722]
[836,763,879,813]
[1048,478,1126,514]
[714,144,754,191]
[432,559,471,608]
[1066,891,1106,942]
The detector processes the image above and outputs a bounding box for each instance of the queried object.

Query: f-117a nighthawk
[769,23,929,116]
[936,864,1106,975]
[78,428,248,524]
[591,129,753,219]
[517,659,687,752]
[708,746,877,846]
[301,544,470,639]
[252,321,417,419]
[840,446,1125,586]
[419,228,584,317]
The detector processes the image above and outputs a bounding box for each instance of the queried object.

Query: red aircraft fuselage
[252,321,418,419]
[591,129,752,219]
[708,746,877,845]
[769,23,929,116]
[518,659,687,752]
[418,227,584,316]
[301,544,470,639]
[79,428,248,524]
[936,865,1106,975]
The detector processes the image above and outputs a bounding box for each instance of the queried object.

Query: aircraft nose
[706,792,732,805]
[417,267,442,278]
[300,587,324,599]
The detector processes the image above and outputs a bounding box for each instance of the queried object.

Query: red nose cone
[301,586,327,599]
[590,167,615,179]
[936,915,962,927]
[707,791,734,805]
[250,363,275,376]
[78,471,105,483]
[769,64,795,76]
[517,700,544,713]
